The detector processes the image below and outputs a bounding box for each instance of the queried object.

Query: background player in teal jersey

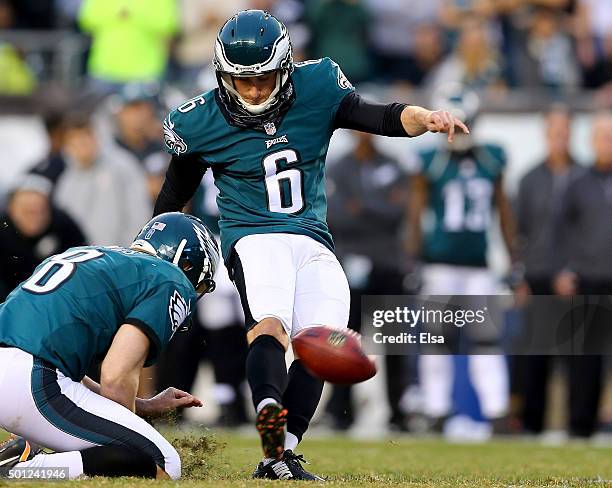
[406,85,518,440]
[155,9,468,480]
[0,212,219,480]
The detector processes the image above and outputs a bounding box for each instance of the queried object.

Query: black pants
[324,267,411,428]
[520,278,606,437]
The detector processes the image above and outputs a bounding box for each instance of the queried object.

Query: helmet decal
[172,238,188,265]
[193,224,208,251]
[145,221,166,239]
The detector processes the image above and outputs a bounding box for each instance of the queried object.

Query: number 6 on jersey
[263,149,304,214]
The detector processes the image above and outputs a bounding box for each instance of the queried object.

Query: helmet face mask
[220,70,287,115]
[213,9,295,130]
[131,213,221,306]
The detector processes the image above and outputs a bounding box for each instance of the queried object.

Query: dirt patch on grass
[170,434,226,480]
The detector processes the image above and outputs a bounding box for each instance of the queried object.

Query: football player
[405,85,517,437]
[0,212,219,480]
[156,9,468,480]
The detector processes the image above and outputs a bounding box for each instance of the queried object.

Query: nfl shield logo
[264,122,277,136]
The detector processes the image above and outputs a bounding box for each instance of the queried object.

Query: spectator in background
[439,0,497,31]
[364,0,442,83]
[517,106,582,298]
[174,0,248,80]
[430,15,506,93]
[0,0,36,95]
[583,31,612,88]
[402,23,446,88]
[515,106,584,434]
[251,0,310,61]
[325,131,410,431]
[29,111,68,186]
[78,0,179,93]
[249,0,310,61]
[0,174,86,301]
[110,84,170,203]
[524,7,579,91]
[552,111,612,437]
[307,0,371,83]
[55,0,86,29]
[575,0,612,86]
[582,32,612,105]
[54,113,151,247]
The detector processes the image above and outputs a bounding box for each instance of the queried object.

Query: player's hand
[140,387,203,417]
[424,110,470,143]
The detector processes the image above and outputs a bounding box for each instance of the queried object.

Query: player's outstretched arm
[334,92,469,142]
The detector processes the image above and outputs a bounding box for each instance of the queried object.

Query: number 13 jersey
[163,57,354,262]
[419,144,506,268]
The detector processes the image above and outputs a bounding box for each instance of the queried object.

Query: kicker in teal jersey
[420,144,506,267]
[163,57,355,262]
[0,246,196,381]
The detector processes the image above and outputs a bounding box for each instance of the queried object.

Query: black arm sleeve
[153,154,208,216]
[333,92,409,137]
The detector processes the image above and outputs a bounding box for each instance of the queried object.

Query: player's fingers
[173,394,201,408]
[447,116,456,143]
[171,388,191,399]
[455,117,470,134]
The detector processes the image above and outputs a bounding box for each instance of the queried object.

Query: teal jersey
[163,57,354,261]
[420,145,506,267]
[0,246,196,381]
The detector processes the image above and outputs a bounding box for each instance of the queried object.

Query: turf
[1,430,611,487]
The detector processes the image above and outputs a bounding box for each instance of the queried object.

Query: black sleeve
[153,154,208,216]
[333,92,409,137]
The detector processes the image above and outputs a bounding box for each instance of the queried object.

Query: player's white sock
[284,432,298,451]
[16,451,84,479]
[256,397,279,414]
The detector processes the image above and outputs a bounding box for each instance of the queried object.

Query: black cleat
[252,449,325,481]
[255,402,287,460]
[0,436,42,477]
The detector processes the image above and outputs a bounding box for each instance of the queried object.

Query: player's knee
[248,317,289,349]
[163,445,181,480]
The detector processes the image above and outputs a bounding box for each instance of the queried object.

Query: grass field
[1,430,612,487]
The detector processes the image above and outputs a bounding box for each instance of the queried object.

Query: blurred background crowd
[1,0,612,443]
[2,0,612,96]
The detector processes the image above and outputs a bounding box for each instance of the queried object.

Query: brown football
[292,326,377,384]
